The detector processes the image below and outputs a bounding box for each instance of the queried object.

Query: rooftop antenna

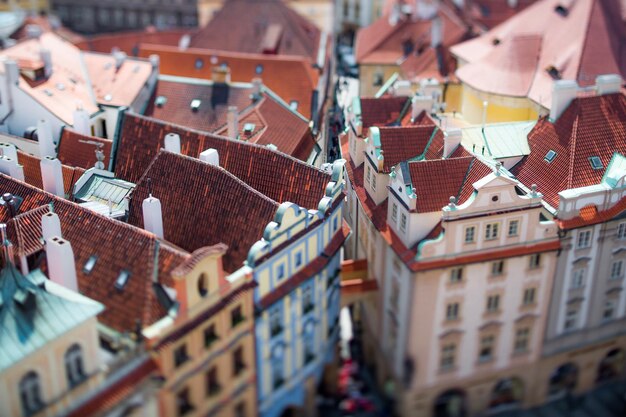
[78,140,106,169]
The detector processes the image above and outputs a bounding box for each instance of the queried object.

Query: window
[231,305,244,328]
[571,269,585,289]
[479,335,494,362]
[446,303,459,321]
[508,220,519,237]
[576,230,592,249]
[514,328,530,353]
[65,344,85,387]
[271,347,284,388]
[371,173,377,191]
[174,344,189,368]
[485,223,500,240]
[270,306,283,336]
[391,203,398,221]
[523,288,536,306]
[20,372,44,416]
[194,58,204,69]
[205,367,220,396]
[277,264,285,280]
[204,324,218,348]
[373,72,384,87]
[450,268,463,283]
[544,150,557,163]
[564,309,578,331]
[491,260,504,276]
[464,226,475,243]
[303,323,316,364]
[176,387,194,416]
[618,223,626,239]
[295,252,303,267]
[400,213,407,233]
[366,165,371,182]
[83,255,97,274]
[302,285,314,314]
[197,273,208,297]
[486,295,500,313]
[233,346,246,376]
[610,261,623,280]
[529,253,541,269]
[603,299,616,320]
[234,401,247,417]
[589,156,603,170]
[333,216,339,232]
[440,344,456,370]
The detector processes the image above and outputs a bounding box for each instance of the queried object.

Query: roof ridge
[567,114,580,191]
[358,18,408,61]
[576,0,600,82]
[455,157,480,201]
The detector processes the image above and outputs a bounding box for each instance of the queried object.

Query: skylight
[115,270,131,291]
[243,123,256,135]
[190,99,201,112]
[544,150,557,163]
[155,96,167,108]
[83,255,97,274]
[590,156,603,170]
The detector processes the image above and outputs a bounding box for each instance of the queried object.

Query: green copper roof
[0,266,103,372]
[461,121,534,159]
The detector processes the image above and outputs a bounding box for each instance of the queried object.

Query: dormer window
[190,99,201,112]
[400,213,407,233]
[83,255,97,274]
[589,156,603,170]
[114,270,131,291]
[544,150,557,163]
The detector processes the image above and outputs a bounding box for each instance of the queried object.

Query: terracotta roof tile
[377,125,439,172]
[439,0,539,30]
[360,96,410,127]
[17,150,85,198]
[511,93,626,208]
[140,45,317,119]
[558,197,626,229]
[0,174,189,332]
[74,29,191,56]
[58,128,113,170]
[115,113,329,210]
[127,151,279,273]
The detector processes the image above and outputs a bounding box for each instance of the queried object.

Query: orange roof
[16,150,85,198]
[11,15,86,44]
[140,44,317,119]
[57,128,113,170]
[558,198,626,229]
[74,28,192,55]
[451,0,626,108]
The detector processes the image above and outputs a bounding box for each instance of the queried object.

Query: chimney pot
[0,143,24,181]
[45,236,78,292]
[40,156,64,197]
[142,195,164,238]
[72,106,90,136]
[199,148,220,166]
[549,80,578,121]
[37,119,56,158]
[42,211,62,241]
[164,133,181,154]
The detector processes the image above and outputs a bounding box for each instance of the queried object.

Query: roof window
[546,65,561,80]
[195,58,204,70]
[155,96,167,108]
[190,99,201,112]
[255,64,264,74]
[590,156,603,170]
[243,123,256,135]
[554,4,568,16]
[83,255,97,274]
[114,270,131,291]
[544,150,557,163]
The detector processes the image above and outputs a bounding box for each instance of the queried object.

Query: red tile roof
[115,113,329,210]
[511,92,626,208]
[57,128,113,170]
[360,96,410,127]
[11,15,86,44]
[0,174,189,333]
[190,0,322,62]
[376,125,439,172]
[139,45,318,119]
[440,0,539,30]
[451,0,626,108]
[74,29,191,55]
[127,151,279,273]
[16,150,85,198]
[558,198,626,229]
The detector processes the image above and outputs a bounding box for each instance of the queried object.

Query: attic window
[195,58,204,69]
[492,38,500,46]
[546,66,561,80]
[190,99,201,112]
[289,100,298,111]
[544,150,557,163]
[115,270,131,291]
[83,255,97,274]
[255,64,264,74]
[554,4,568,16]
[155,96,167,108]
[243,123,256,135]
[589,156,603,170]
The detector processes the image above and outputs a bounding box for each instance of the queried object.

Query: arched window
[489,377,524,411]
[596,348,625,384]
[547,363,578,399]
[65,344,86,387]
[20,371,44,415]
[198,273,208,297]
[433,389,467,417]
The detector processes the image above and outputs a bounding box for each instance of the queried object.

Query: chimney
[252,77,263,101]
[389,3,401,25]
[595,74,622,96]
[42,211,62,241]
[550,80,578,121]
[227,106,238,139]
[0,223,14,265]
[164,133,181,154]
[200,148,219,166]
[72,104,90,136]
[443,128,462,157]
[45,236,78,292]
[0,143,24,181]
[37,119,56,158]
[114,51,127,71]
[178,34,191,50]
[149,54,160,69]
[416,0,440,20]
[142,194,164,239]
[507,0,518,7]
[411,95,433,119]
[211,65,231,84]
[5,60,19,86]
[40,48,52,78]
[430,16,443,48]
[40,156,64,197]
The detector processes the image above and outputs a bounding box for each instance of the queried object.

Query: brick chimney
[40,156,64,197]
[42,211,62,241]
[595,74,622,96]
[227,106,238,139]
[46,236,78,292]
[200,148,219,166]
[164,133,181,154]
[37,119,56,158]
[443,128,462,158]
[550,80,578,121]
[142,194,164,239]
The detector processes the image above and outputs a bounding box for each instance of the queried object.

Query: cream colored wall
[460,84,541,125]
[359,64,398,97]
[0,0,49,12]
[0,316,102,417]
